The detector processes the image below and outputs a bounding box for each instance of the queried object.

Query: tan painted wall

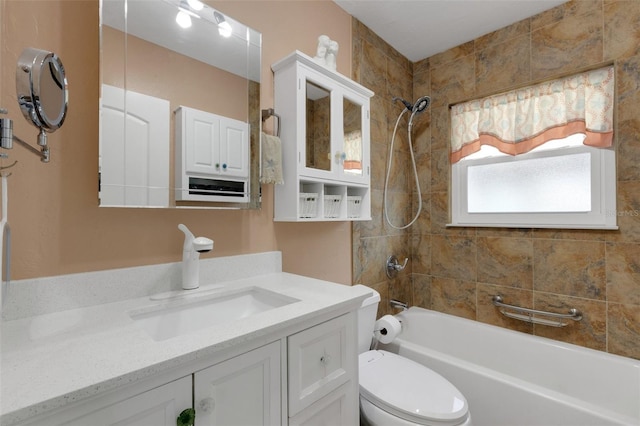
[0,0,353,284]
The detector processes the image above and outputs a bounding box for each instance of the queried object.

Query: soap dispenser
[178,224,214,290]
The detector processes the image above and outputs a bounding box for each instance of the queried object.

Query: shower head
[392,96,431,114]
[392,97,413,112]
[412,96,431,114]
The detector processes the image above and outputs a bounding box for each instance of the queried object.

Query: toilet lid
[359,350,468,425]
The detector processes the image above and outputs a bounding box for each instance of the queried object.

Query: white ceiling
[334,0,568,62]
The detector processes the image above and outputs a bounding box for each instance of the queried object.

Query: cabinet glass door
[305,80,331,172]
[343,97,363,177]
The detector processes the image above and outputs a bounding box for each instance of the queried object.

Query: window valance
[450,66,614,163]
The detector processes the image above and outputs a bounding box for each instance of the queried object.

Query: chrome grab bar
[492,295,582,327]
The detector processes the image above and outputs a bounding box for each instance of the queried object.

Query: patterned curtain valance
[450,66,614,163]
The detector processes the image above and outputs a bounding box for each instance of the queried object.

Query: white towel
[260,132,284,185]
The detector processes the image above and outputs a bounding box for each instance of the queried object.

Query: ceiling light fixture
[175,10,192,28]
[214,11,232,38]
[186,0,203,11]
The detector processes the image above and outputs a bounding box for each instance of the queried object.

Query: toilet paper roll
[374,315,402,344]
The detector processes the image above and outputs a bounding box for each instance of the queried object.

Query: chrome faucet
[178,224,213,290]
[386,255,408,278]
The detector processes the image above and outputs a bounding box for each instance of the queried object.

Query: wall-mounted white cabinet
[272,51,374,221]
[175,106,249,203]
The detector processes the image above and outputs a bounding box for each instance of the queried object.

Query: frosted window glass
[467,152,591,213]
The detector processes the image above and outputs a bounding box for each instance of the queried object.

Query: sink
[129,287,299,341]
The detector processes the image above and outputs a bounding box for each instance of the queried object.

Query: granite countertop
[0,272,371,425]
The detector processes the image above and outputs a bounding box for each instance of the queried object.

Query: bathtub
[378,307,640,426]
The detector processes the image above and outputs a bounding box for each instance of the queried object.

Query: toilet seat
[359,350,469,426]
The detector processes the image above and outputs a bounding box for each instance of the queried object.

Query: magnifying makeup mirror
[0,47,69,163]
[17,47,68,133]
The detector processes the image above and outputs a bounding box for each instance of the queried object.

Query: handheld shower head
[412,96,431,114]
[392,96,431,114]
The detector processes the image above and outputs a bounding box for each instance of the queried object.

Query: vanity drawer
[287,312,357,416]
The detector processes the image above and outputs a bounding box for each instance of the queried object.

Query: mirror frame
[16,47,68,132]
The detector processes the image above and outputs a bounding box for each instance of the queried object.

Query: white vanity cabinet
[272,51,374,221]
[175,105,249,202]
[17,314,358,426]
[27,342,280,426]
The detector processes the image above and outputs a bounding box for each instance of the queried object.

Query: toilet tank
[353,285,381,354]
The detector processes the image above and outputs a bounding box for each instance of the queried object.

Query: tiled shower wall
[352,0,640,360]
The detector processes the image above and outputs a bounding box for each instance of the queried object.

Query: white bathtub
[378,307,640,426]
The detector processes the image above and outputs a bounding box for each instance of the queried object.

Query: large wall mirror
[99,0,261,209]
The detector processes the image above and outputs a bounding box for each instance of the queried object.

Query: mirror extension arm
[0,111,50,163]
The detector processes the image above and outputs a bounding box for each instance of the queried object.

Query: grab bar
[492,295,582,327]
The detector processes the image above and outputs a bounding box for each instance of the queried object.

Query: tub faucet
[178,224,213,290]
[390,299,408,311]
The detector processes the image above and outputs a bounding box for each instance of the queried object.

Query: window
[449,66,617,230]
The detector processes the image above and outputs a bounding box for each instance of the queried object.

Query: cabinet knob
[177,408,195,426]
[198,397,215,413]
[320,354,332,365]
[222,163,227,170]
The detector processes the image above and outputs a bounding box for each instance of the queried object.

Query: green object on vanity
[177,408,195,426]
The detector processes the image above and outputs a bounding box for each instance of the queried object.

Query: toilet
[355,286,472,426]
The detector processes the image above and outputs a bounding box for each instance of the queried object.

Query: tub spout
[390,299,408,311]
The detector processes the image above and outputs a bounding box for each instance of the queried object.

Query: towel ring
[261,108,280,137]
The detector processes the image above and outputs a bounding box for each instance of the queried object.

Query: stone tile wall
[352,0,640,360]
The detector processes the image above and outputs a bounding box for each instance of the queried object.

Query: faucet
[178,224,214,290]
[385,255,408,278]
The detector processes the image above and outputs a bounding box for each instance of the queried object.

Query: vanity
[0,252,371,425]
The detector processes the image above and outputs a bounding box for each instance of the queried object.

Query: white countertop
[0,272,371,425]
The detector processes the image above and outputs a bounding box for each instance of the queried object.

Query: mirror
[305,80,331,171]
[17,47,68,132]
[99,0,261,209]
[343,97,363,176]
[12,47,69,163]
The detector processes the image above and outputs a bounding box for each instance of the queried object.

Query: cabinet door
[301,74,335,179]
[298,68,370,187]
[183,106,221,176]
[60,376,192,426]
[287,313,356,416]
[194,341,281,426]
[219,116,249,178]
[288,381,356,426]
[339,93,369,186]
[100,84,170,207]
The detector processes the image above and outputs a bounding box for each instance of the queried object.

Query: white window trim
[449,145,617,230]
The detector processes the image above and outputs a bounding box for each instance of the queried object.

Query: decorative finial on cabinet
[312,35,338,70]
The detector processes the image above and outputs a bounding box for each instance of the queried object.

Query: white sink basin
[129,287,299,341]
